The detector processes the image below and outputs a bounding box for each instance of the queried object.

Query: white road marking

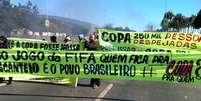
[95,83,113,101]
[0,83,7,86]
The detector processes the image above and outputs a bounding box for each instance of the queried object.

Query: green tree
[161,11,174,31]
[0,0,39,35]
[193,9,201,29]
[164,11,174,20]
[169,13,185,32]
[0,0,15,34]
[1,0,12,9]
[114,27,123,31]
[124,27,130,31]
[103,24,113,29]
[26,0,32,9]
[185,15,196,32]
[161,18,169,31]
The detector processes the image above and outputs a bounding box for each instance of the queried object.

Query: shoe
[7,82,12,85]
[0,77,5,83]
[92,84,99,89]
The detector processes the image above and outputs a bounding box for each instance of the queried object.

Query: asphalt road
[0,79,201,101]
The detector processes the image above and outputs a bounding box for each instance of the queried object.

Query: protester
[84,34,101,89]
[50,35,57,43]
[0,36,13,85]
[78,34,84,43]
[63,35,79,87]
[64,35,71,43]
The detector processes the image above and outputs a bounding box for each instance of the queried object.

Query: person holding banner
[63,35,79,87]
[84,34,101,89]
[50,35,57,43]
[0,36,13,85]
[64,35,72,43]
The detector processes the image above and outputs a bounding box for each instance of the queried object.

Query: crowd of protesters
[51,33,101,89]
[0,32,101,89]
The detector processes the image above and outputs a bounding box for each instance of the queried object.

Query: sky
[11,0,201,31]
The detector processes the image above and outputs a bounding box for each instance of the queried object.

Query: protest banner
[6,37,81,85]
[7,37,81,51]
[1,49,201,84]
[98,29,201,53]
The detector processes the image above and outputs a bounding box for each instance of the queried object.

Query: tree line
[161,10,201,32]
[103,24,135,32]
[0,0,38,35]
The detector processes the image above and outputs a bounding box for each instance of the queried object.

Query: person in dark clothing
[0,36,13,85]
[0,36,5,83]
[7,77,12,85]
[50,36,57,43]
[84,34,100,89]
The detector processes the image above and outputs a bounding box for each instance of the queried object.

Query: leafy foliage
[161,11,197,32]
[193,10,201,29]
[0,0,39,35]
[103,24,135,31]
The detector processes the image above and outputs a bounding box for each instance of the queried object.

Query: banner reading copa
[98,29,201,53]
[1,49,201,84]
